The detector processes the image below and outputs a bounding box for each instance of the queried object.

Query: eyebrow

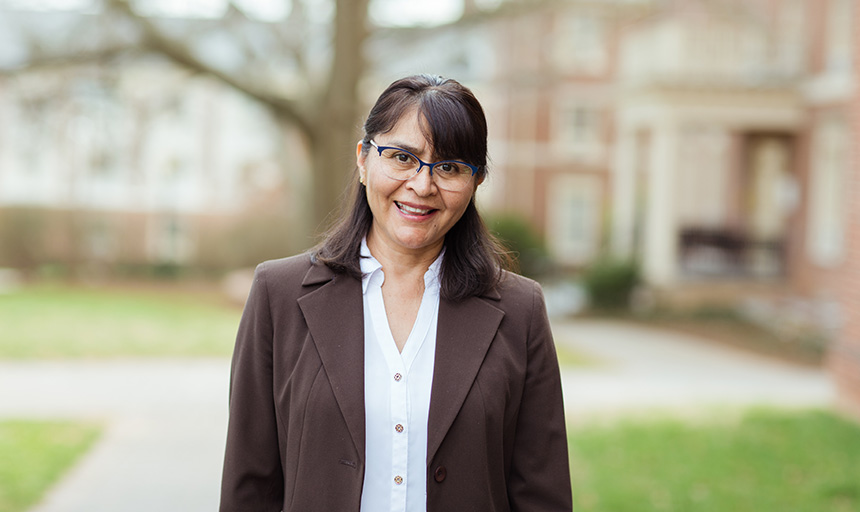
[380,140,429,158]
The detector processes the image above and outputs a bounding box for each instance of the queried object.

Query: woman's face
[357,107,483,259]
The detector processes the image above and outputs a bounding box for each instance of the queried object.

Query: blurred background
[1,0,859,511]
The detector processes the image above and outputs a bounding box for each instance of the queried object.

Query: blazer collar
[296,259,506,466]
[301,258,338,286]
[297,261,366,459]
[427,293,504,463]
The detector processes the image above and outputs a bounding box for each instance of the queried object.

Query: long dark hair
[313,74,511,302]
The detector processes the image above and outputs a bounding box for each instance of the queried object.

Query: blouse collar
[359,237,444,295]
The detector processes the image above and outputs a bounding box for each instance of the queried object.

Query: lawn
[0,283,242,358]
[0,420,101,512]
[570,409,860,512]
[554,340,600,367]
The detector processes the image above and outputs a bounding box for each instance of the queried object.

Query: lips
[395,201,436,216]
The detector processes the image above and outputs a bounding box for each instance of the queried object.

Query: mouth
[395,201,436,216]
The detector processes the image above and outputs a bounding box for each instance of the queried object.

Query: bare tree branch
[374,0,652,36]
[105,0,316,138]
[282,0,310,77]
[272,23,310,79]
[0,47,129,76]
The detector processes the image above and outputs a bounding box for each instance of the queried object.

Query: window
[554,103,604,161]
[545,174,601,265]
[553,14,608,75]
[148,216,193,264]
[807,113,849,267]
[776,0,806,76]
[86,219,117,260]
[826,0,854,73]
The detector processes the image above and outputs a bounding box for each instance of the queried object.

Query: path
[555,320,835,421]
[0,320,835,511]
[0,359,229,512]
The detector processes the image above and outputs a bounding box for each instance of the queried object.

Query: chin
[394,231,439,251]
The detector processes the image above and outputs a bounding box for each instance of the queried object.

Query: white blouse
[359,239,442,512]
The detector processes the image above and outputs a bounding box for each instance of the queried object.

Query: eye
[381,148,416,167]
[435,162,467,176]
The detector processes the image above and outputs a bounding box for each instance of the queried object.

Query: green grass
[570,409,860,512]
[555,341,599,367]
[0,420,101,512]
[0,284,242,358]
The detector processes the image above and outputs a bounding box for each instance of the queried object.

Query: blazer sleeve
[220,262,284,511]
[508,281,573,511]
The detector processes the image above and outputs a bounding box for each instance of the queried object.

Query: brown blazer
[220,253,572,512]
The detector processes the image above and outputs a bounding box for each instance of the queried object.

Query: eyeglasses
[368,140,480,192]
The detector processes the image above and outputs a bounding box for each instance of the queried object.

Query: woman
[220,74,571,512]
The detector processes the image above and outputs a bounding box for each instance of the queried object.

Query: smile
[395,201,435,216]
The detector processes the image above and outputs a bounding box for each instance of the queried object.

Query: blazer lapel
[297,264,366,460]
[426,293,504,464]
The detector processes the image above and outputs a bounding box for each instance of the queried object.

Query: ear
[475,173,486,187]
[356,140,367,182]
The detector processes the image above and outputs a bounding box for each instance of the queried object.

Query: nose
[406,162,436,195]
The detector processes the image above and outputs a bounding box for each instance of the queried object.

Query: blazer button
[434,466,447,483]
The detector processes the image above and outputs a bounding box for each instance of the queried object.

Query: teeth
[396,202,431,215]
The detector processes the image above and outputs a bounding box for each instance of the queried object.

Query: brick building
[831,0,860,419]
[370,0,855,372]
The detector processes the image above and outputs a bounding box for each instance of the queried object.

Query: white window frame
[545,174,602,265]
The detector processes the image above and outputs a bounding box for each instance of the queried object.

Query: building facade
[470,0,854,310]
[0,52,305,275]
[831,0,860,418]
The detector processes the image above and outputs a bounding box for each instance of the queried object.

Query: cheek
[439,195,472,231]
[451,194,473,218]
[367,175,395,203]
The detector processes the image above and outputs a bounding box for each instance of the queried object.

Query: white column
[642,122,679,286]
[611,127,638,258]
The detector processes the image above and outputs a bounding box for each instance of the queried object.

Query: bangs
[361,75,488,174]
[417,90,487,168]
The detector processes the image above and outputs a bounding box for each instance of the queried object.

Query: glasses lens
[378,148,417,181]
[375,145,475,191]
[431,162,474,191]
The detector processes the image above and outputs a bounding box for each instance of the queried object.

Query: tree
[2,0,551,235]
[108,0,371,235]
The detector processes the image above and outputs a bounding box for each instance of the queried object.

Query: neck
[366,232,442,280]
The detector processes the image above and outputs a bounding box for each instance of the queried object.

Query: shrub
[487,214,550,278]
[581,258,640,310]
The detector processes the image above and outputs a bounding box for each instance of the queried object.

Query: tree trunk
[306,0,371,233]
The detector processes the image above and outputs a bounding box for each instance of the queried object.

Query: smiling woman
[219,75,572,512]
[358,108,481,272]
[316,75,499,302]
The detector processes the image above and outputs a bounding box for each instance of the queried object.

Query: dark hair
[313,74,511,301]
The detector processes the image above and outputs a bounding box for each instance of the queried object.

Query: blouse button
[394,475,403,485]
[395,424,404,433]
[393,373,402,382]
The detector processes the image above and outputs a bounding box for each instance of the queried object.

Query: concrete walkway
[0,320,836,512]
[0,359,230,512]
[555,320,835,422]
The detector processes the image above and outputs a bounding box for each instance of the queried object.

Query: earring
[359,176,365,185]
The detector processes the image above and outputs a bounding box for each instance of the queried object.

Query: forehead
[379,107,433,152]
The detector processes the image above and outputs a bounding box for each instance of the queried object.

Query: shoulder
[486,270,546,323]
[252,252,338,295]
[494,270,542,303]
[255,252,315,280]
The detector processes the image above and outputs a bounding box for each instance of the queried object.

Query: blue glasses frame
[369,140,480,178]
